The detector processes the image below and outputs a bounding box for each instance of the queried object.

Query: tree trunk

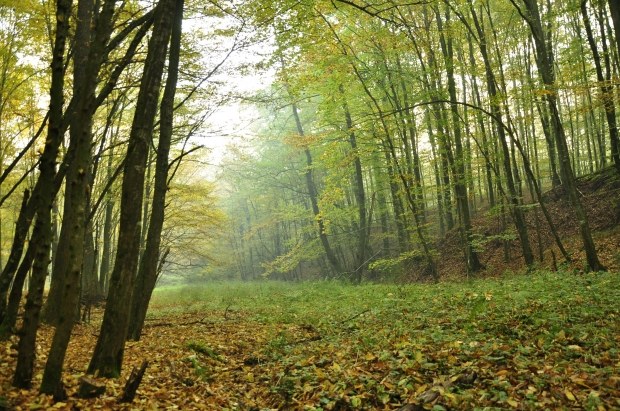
[127,0,184,341]
[467,0,534,267]
[88,0,175,378]
[436,5,483,273]
[608,0,620,101]
[12,0,72,389]
[40,0,119,396]
[291,102,344,275]
[99,146,116,296]
[513,0,605,271]
[0,240,34,339]
[0,189,30,325]
[341,90,368,283]
[581,1,620,174]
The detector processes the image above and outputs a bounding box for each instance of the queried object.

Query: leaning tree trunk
[12,0,72,388]
[87,0,175,378]
[0,189,31,329]
[0,240,34,339]
[127,0,184,341]
[40,0,119,397]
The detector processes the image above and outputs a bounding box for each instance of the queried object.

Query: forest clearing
[2,0,620,409]
[2,273,620,410]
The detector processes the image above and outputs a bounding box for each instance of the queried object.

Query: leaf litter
[1,271,619,410]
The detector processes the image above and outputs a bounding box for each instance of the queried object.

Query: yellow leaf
[565,388,576,401]
[506,399,519,407]
[414,351,424,363]
[416,384,428,394]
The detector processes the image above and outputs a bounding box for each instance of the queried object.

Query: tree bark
[12,0,72,388]
[291,102,344,276]
[0,239,34,339]
[127,0,184,341]
[0,189,30,326]
[436,5,483,273]
[608,0,620,98]
[88,0,175,378]
[99,143,116,295]
[40,0,119,396]
[342,91,368,283]
[466,0,534,267]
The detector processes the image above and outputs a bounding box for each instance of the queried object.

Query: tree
[87,0,177,378]
[510,0,605,272]
[127,0,185,341]
[12,0,72,388]
[39,0,128,396]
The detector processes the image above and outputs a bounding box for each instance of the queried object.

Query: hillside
[427,167,620,281]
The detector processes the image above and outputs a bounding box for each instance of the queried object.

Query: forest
[0,0,619,409]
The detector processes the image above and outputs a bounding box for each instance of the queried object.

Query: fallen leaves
[1,272,619,410]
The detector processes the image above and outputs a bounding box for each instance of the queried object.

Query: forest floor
[429,166,620,281]
[1,168,620,410]
[1,273,619,410]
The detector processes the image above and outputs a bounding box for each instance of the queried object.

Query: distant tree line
[214,0,618,282]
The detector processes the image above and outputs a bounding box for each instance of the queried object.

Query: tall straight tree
[127,0,184,341]
[510,0,605,272]
[436,5,483,273]
[341,90,369,283]
[291,100,344,276]
[580,0,620,174]
[608,0,620,85]
[87,0,176,378]
[457,0,535,267]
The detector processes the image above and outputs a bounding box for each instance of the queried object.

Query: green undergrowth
[150,271,619,409]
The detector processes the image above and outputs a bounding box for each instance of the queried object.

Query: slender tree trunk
[468,0,534,267]
[437,5,483,273]
[609,0,620,75]
[581,0,620,174]
[0,189,30,326]
[513,0,605,271]
[99,146,115,296]
[12,0,72,388]
[127,0,184,341]
[291,102,344,275]
[341,91,368,283]
[0,237,34,340]
[88,0,175,378]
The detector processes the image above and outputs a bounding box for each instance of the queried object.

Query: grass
[149,271,620,409]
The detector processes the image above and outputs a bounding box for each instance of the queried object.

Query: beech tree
[87,0,177,378]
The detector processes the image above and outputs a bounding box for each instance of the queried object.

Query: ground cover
[1,271,619,410]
